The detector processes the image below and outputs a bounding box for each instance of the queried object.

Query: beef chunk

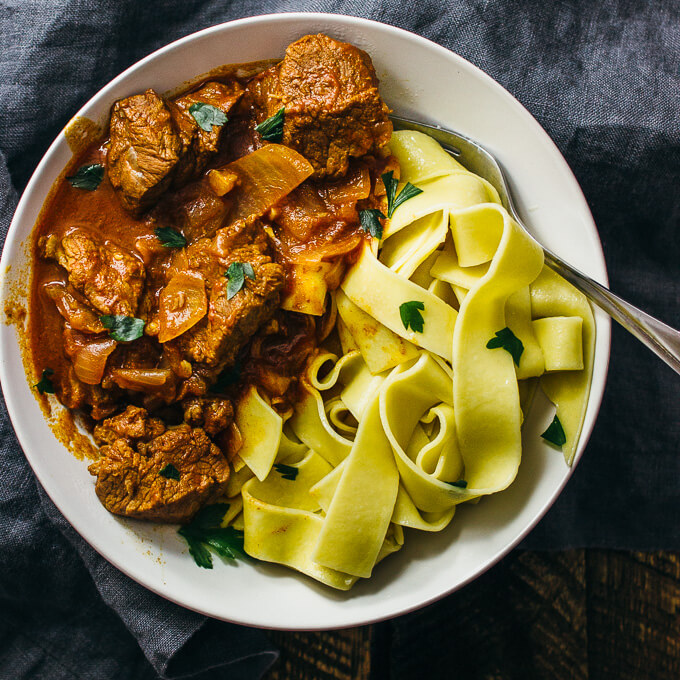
[93,405,166,447]
[169,80,244,186]
[109,83,243,215]
[151,180,230,243]
[41,230,145,316]
[163,222,285,369]
[59,363,119,420]
[246,34,392,179]
[89,424,230,523]
[182,396,234,436]
[108,89,182,215]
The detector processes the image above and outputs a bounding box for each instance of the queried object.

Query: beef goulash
[30,34,394,523]
[28,34,595,589]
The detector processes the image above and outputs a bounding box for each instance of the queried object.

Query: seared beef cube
[182,396,234,436]
[246,34,392,179]
[108,89,181,214]
[165,225,285,368]
[169,80,244,186]
[41,230,145,316]
[88,424,230,523]
[94,405,166,447]
[59,364,119,420]
[151,181,230,243]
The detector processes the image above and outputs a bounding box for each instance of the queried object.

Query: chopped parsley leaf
[159,463,180,481]
[189,103,228,132]
[486,327,524,366]
[399,300,425,333]
[541,415,567,447]
[359,208,385,239]
[255,107,285,142]
[154,226,186,249]
[66,163,104,191]
[178,503,247,569]
[34,368,55,395]
[100,315,145,342]
[274,463,298,481]
[381,171,423,218]
[225,262,255,300]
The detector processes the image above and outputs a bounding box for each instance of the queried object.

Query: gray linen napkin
[1,1,679,678]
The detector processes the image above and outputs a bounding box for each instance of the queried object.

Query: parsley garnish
[399,301,425,333]
[225,262,255,300]
[189,103,228,132]
[100,315,145,342]
[255,107,285,142]
[447,479,468,488]
[34,368,55,395]
[159,463,180,480]
[211,360,241,392]
[274,463,299,481]
[541,415,567,448]
[66,163,104,191]
[486,327,524,366]
[178,503,247,569]
[359,209,385,239]
[154,226,186,249]
[381,171,423,218]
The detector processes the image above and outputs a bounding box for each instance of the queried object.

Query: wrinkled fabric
[0,1,679,678]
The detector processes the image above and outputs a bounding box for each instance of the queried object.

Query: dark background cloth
[1,1,679,678]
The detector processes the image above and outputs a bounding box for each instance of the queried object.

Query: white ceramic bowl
[0,13,610,630]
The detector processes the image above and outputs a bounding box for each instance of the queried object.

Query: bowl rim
[0,12,610,630]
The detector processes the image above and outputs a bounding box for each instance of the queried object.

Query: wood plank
[262,551,680,680]
[586,551,680,680]
[266,627,372,680]
[384,550,587,680]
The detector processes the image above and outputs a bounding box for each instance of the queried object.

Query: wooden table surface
[263,550,680,679]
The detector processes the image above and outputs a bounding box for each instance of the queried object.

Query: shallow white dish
[0,13,610,630]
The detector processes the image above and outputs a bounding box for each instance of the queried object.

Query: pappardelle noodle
[231,131,594,589]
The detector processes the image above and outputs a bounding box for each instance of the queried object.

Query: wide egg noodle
[387,129,466,184]
[242,450,357,590]
[452,204,544,491]
[335,289,419,374]
[415,404,464,481]
[384,173,498,239]
[324,397,358,437]
[311,392,400,578]
[340,243,457,362]
[505,286,546,379]
[379,353,470,511]
[233,129,595,590]
[532,315,584,371]
[281,262,331,316]
[530,266,595,464]
[235,385,283,481]
[379,210,449,279]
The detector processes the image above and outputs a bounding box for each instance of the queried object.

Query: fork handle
[543,250,680,375]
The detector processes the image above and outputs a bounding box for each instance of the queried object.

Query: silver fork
[391,115,680,376]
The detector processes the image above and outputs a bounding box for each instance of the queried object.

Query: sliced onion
[44,283,105,334]
[158,271,207,343]
[225,144,314,223]
[272,227,364,263]
[110,368,171,390]
[74,338,117,385]
[277,183,331,241]
[324,165,371,204]
[225,423,243,461]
